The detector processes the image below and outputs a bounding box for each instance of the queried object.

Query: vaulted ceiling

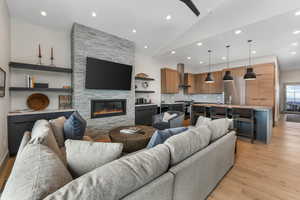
[7,0,300,70]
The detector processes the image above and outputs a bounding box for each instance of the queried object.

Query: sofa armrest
[16,131,31,159]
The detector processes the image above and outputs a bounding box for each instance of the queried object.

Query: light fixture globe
[244,68,256,80]
[205,72,214,83]
[223,71,234,81]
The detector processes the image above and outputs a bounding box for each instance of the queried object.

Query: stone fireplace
[71,23,135,131]
[91,99,126,119]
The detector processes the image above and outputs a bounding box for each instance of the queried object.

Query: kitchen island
[191,104,273,144]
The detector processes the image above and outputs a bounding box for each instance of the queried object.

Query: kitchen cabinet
[161,68,179,94]
[135,105,158,126]
[194,71,223,94]
[209,71,223,94]
[184,73,196,94]
[246,63,275,107]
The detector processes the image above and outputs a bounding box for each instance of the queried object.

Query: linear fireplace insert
[91,99,126,119]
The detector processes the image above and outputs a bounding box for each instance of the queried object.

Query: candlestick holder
[37,44,43,65]
[50,47,55,66]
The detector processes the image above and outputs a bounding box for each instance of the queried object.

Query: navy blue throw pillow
[64,111,86,140]
[147,127,188,148]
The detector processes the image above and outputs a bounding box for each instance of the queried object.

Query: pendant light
[205,50,214,83]
[223,45,234,81]
[244,40,256,80]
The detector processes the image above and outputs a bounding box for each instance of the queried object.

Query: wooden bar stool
[210,106,227,120]
[232,108,255,143]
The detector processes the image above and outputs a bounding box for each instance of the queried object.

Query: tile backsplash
[161,90,224,104]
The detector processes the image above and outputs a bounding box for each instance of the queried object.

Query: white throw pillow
[1,144,72,200]
[162,112,178,122]
[195,116,211,127]
[207,118,232,141]
[165,126,211,165]
[30,120,65,163]
[49,116,66,147]
[65,140,123,177]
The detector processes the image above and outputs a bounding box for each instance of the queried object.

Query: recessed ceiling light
[144,45,148,49]
[292,42,298,46]
[235,30,242,35]
[293,30,300,35]
[252,50,257,54]
[197,42,203,46]
[291,51,297,55]
[132,29,137,34]
[199,61,204,64]
[187,57,191,60]
[166,15,172,20]
[222,56,227,60]
[40,11,47,16]
[92,12,97,17]
[295,10,300,16]
[171,51,176,54]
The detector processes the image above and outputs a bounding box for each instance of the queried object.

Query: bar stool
[210,106,227,120]
[232,108,255,143]
[191,106,206,125]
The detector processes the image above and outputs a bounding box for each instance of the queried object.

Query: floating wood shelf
[9,87,72,93]
[135,77,155,81]
[135,90,155,93]
[9,62,72,73]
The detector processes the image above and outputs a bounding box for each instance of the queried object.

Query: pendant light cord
[248,40,252,69]
[226,45,230,69]
[208,50,212,72]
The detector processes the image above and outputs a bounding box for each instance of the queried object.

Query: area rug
[286,114,300,123]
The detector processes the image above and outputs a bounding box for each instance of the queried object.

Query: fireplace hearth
[91,99,126,119]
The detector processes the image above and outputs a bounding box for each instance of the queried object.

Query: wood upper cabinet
[184,73,196,94]
[194,71,223,94]
[246,63,275,106]
[161,68,179,94]
[209,71,223,94]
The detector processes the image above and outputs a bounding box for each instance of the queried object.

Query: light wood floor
[1,117,300,199]
[208,117,300,200]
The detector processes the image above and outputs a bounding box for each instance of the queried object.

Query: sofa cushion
[49,116,66,147]
[162,112,178,122]
[207,118,232,141]
[63,111,86,140]
[29,120,65,163]
[65,139,123,177]
[195,116,211,127]
[1,144,72,200]
[147,127,188,148]
[165,126,212,166]
[44,144,170,200]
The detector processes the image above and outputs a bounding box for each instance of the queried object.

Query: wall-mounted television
[85,57,132,90]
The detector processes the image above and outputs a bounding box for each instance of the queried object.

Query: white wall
[10,18,71,110]
[279,69,300,112]
[0,0,11,167]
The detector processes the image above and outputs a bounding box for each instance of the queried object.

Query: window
[285,84,300,113]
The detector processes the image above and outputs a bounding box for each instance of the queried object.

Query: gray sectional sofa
[1,120,236,200]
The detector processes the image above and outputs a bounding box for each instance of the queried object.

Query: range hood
[177,63,191,88]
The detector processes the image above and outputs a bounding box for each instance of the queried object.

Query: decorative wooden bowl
[27,93,49,111]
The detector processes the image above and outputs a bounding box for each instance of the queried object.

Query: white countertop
[135,104,158,107]
[8,109,76,116]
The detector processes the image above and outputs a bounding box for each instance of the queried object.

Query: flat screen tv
[85,57,132,90]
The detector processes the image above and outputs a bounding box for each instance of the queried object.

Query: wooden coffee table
[109,125,156,153]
